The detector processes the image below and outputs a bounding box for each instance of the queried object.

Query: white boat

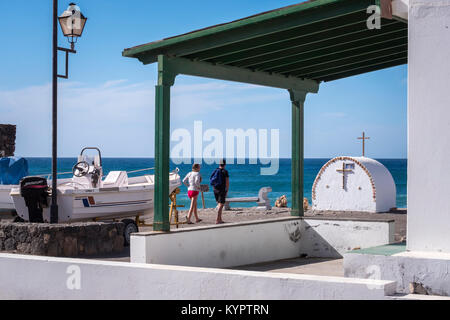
[10,148,181,243]
[0,185,15,213]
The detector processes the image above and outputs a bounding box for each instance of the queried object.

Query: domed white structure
[311,156,396,213]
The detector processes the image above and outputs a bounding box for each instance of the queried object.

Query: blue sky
[0,0,407,158]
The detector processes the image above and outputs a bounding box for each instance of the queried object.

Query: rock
[84,240,98,256]
[108,229,117,238]
[275,195,288,208]
[0,221,124,257]
[410,282,429,295]
[30,238,45,255]
[16,243,31,254]
[47,241,59,257]
[0,124,16,156]
[63,237,77,257]
[4,238,16,251]
[113,236,124,253]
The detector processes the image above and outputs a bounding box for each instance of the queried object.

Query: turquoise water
[24,158,407,209]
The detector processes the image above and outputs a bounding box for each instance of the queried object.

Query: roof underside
[123,0,407,82]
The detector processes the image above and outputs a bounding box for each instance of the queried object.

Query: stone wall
[0,124,16,157]
[0,222,124,257]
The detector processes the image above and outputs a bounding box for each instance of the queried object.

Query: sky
[0,0,407,159]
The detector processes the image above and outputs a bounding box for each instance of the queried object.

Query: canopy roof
[123,0,407,82]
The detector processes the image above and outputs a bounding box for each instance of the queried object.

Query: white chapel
[311,133,397,213]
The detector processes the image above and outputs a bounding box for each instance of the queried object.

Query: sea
[24,158,407,209]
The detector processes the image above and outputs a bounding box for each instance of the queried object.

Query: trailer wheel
[122,219,138,246]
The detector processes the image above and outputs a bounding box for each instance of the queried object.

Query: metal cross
[336,163,353,189]
[357,131,370,157]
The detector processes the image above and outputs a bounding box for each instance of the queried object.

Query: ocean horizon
[21,157,407,210]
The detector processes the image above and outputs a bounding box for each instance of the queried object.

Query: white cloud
[0,80,286,157]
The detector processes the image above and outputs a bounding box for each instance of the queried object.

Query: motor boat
[10,147,181,243]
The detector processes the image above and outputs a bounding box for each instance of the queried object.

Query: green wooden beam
[124,0,377,64]
[318,57,407,82]
[187,11,368,62]
[267,36,407,74]
[289,90,307,217]
[215,19,385,66]
[293,48,407,78]
[159,56,320,93]
[232,22,405,68]
[153,56,176,232]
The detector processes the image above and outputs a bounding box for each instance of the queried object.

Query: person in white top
[182,163,202,224]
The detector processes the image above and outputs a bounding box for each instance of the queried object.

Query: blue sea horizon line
[21,157,408,160]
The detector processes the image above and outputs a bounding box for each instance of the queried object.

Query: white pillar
[408,0,450,252]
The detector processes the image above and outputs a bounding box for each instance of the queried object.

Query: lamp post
[50,2,87,223]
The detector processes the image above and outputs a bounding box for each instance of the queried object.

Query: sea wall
[0,124,16,157]
[0,222,124,257]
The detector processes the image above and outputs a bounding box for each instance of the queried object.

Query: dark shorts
[214,188,227,204]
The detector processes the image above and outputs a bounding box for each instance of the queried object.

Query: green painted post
[289,90,307,217]
[154,55,177,231]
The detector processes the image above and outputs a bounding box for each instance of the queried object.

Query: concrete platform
[131,216,394,267]
[344,243,450,296]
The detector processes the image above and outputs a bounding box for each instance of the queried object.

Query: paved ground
[234,257,344,277]
[138,207,407,242]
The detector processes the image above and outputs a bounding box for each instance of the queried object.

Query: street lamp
[58,3,88,50]
[50,2,87,223]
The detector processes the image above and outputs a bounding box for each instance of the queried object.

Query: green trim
[297,50,407,78]
[153,56,172,232]
[234,22,406,68]
[123,0,377,62]
[348,243,407,256]
[123,0,342,56]
[290,90,307,217]
[156,56,320,92]
[261,36,407,73]
[190,12,368,63]
[320,57,407,81]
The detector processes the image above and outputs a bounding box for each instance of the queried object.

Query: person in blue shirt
[210,159,229,224]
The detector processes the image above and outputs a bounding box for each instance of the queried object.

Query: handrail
[33,167,179,179]
[126,167,155,174]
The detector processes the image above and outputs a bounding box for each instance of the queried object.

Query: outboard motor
[20,177,49,223]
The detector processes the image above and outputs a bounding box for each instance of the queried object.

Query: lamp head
[58,3,87,49]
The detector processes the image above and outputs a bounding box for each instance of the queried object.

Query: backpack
[210,168,224,188]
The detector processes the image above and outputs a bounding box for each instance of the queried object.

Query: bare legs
[216,203,225,224]
[187,195,201,224]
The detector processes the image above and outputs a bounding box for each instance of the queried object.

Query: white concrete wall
[0,253,396,300]
[131,217,394,267]
[408,0,450,252]
[344,251,450,296]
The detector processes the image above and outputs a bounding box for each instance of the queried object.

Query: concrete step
[388,293,450,300]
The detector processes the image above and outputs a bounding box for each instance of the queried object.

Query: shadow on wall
[285,220,341,258]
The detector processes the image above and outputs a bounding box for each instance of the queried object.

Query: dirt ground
[140,206,407,242]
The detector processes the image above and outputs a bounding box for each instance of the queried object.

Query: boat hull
[11,175,181,223]
[0,185,15,212]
